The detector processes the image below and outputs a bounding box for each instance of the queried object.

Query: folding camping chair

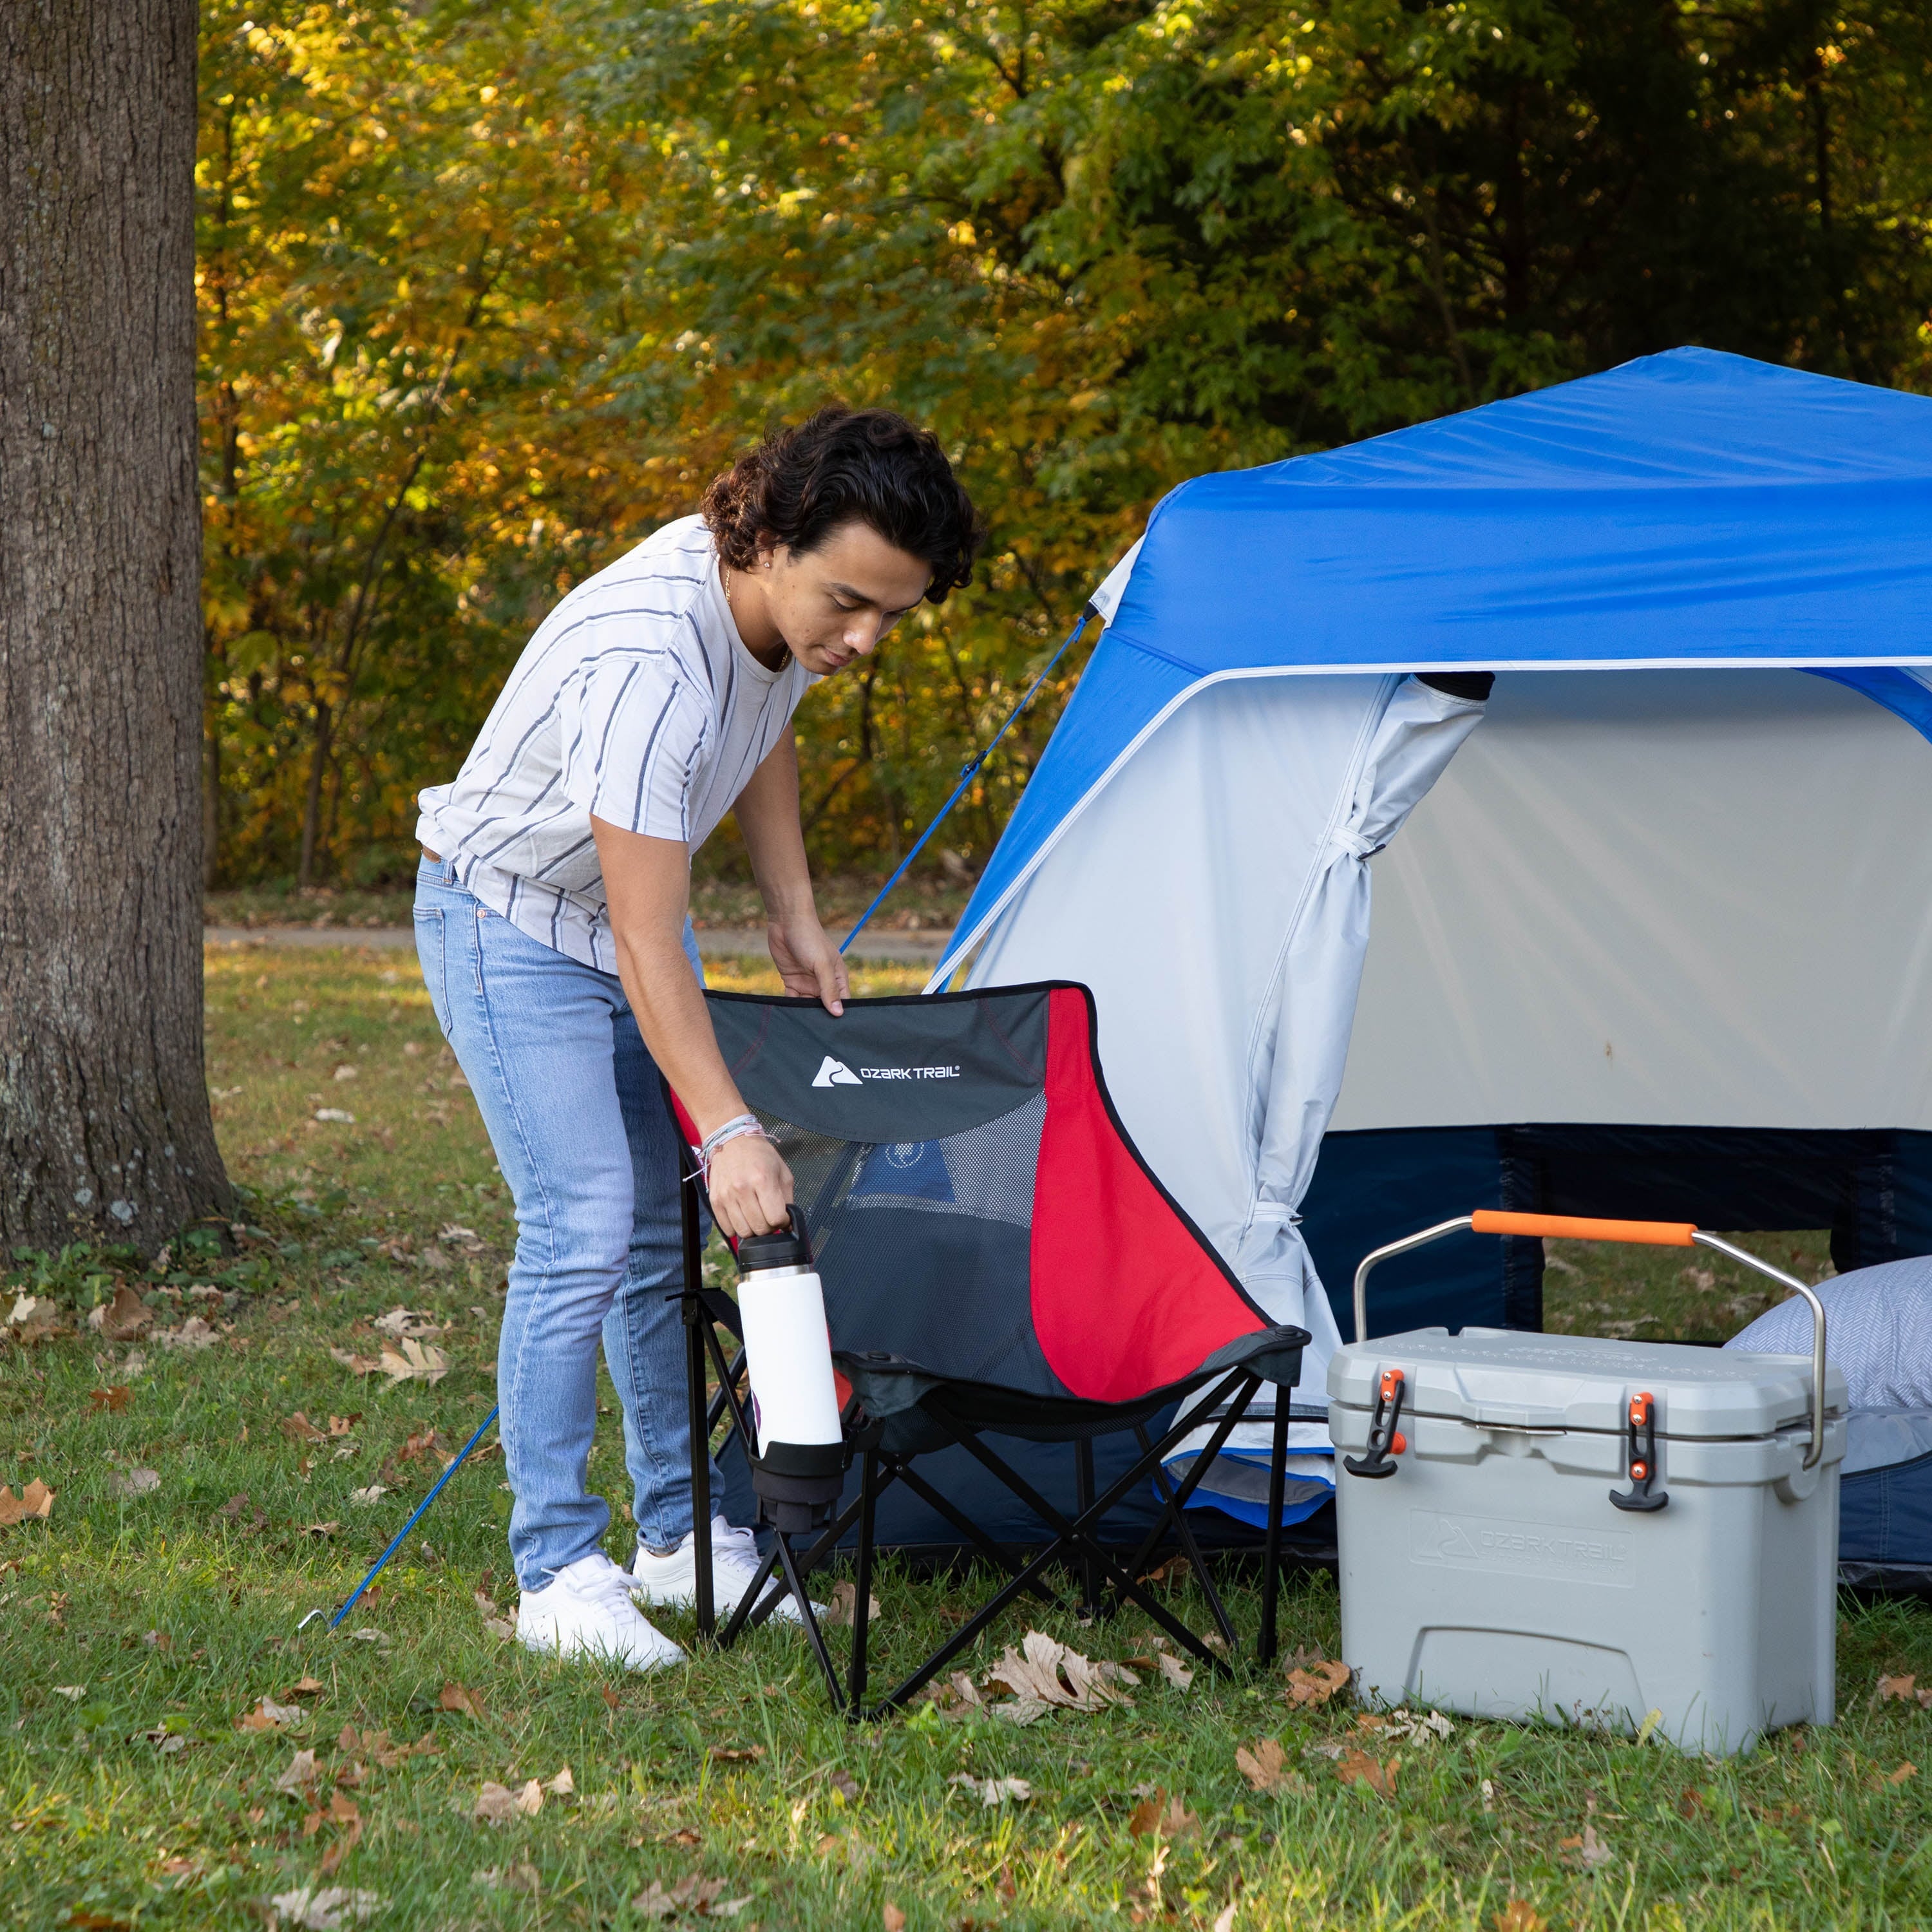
[671,981,1311,1719]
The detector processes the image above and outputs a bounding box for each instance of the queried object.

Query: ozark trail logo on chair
[812,1054,961,1089]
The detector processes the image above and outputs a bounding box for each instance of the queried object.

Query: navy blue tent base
[1302,1122,1932,1341]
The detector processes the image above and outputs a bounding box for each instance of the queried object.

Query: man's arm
[733,728,849,1015]
[591,814,794,1238]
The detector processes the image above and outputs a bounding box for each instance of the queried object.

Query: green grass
[3,947,1930,1929]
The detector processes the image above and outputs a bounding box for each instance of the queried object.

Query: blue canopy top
[936,348,1932,979]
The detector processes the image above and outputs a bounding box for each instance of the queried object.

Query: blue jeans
[412,857,721,1591]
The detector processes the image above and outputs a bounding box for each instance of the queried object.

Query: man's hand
[768,911,848,1016]
[707,1132,796,1239]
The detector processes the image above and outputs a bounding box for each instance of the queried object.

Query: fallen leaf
[0,1479,56,1528]
[108,1468,160,1499]
[1888,1761,1918,1785]
[283,1412,331,1444]
[1128,1792,1199,1839]
[238,1698,307,1733]
[52,1683,85,1700]
[314,1108,356,1124]
[1285,1658,1351,1707]
[330,1348,384,1376]
[1138,1555,1192,1586]
[630,1874,733,1918]
[1336,1750,1399,1796]
[276,1749,321,1799]
[158,1316,220,1352]
[475,1861,543,1895]
[824,1766,860,1802]
[9,1293,65,1341]
[349,1485,390,1507]
[284,1676,325,1699]
[88,1387,132,1413]
[1234,1738,1306,1794]
[1559,1822,1615,1870]
[1380,1706,1455,1745]
[883,1906,907,1932]
[709,1745,766,1764]
[949,1773,1032,1806]
[379,1338,448,1385]
[1876,1673,1932,1707]
[545,1765,575,1795]
[483,1615,515,1642]
[373,1306,444,1338]
[1157,1653,1194,1691]
[473,1781,527,1824]
[601,1685,621,1712]
[300,1521,340,1540]
[826,1580,880,1627]
[1492,1903,1547,1932]
[985,1629,1138,1723]
[267,1885,384,1930]
[439,1681,486,1719]
[1213,1906,1238,1932]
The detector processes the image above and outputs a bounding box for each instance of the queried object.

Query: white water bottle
[734,1206,842,1476]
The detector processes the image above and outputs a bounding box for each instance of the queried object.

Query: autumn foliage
[197,0,1932,888]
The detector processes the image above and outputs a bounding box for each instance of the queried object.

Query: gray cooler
[1329,1211,1846,1756]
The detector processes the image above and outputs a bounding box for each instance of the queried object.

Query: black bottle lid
[735,1205,813,1274]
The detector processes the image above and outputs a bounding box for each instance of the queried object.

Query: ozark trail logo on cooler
[811,1055,961,1089]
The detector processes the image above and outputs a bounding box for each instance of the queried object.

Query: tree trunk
[0,0,228,1252]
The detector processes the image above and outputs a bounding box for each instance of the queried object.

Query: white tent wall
[962,672,1486,1506]
[1334,670,1932,1137]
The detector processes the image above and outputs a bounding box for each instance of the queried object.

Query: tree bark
[0,0,228,1251]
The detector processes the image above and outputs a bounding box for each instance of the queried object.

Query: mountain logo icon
[812,1056,862,1089]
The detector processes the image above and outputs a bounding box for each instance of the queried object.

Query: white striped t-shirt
[415,516,814,971]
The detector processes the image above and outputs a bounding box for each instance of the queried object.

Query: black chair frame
[674,1142,1296,1719]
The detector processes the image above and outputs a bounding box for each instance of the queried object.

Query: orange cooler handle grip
[1471,1209,1698,1247]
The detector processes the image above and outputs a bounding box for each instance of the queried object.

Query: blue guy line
[840,606,1095,956]
[317,1405,500,1632]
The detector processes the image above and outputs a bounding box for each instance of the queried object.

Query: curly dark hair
[701,406,984,602]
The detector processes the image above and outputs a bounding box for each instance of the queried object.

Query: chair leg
[1259,1398,1289,1667]
[1074,1439,1099,1621]
[772,1530,848,1714]
[677,1150,715,1643]
[846,1450,879,1717]
[1137,1421,1239,1653]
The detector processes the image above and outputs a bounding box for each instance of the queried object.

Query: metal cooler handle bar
[1350,1210,1830,1470]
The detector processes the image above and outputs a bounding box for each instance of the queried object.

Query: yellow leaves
[0,1481,56,1528]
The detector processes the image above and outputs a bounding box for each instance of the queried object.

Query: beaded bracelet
[697,1112,768,1184]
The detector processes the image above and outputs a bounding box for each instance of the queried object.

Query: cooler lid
[1328,1328,1846,1440]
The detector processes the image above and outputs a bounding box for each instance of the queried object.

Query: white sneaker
[516,1552,687,1672]
[630,1518,825,1627]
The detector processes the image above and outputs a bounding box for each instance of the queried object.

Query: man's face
[759,521,934,676]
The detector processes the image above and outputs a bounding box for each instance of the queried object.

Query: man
[414,408,983,1668]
